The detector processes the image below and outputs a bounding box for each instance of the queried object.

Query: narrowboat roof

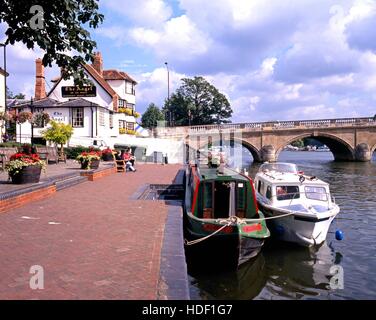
[196,166,249,182]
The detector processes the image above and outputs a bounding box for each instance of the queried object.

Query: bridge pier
[260,145,276,162]
[355,143,372,162]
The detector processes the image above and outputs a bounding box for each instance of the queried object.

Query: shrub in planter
[5,153,46,184]
[76,151,102,169]
[65,146,101,159]
[101,148,116,161]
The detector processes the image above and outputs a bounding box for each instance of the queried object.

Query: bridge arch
[276,132,355,161]
[371,143,376,157]
[201,137,262,163]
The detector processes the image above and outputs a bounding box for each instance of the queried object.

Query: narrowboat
[254,162,340,247]
[184,158,270,269]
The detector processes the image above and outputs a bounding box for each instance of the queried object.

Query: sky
[2,0,376,122]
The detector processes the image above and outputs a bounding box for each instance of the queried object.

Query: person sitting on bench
[121,149,136,172]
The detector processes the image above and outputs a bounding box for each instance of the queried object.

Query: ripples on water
[188,151,376,300]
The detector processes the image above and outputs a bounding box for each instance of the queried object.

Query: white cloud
[101,0,172,27]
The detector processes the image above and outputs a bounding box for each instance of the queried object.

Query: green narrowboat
[184,162,270,269]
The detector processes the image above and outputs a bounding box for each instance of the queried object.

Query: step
[55,175,88,191]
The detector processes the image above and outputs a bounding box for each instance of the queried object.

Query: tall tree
[6,86,25,99]
[0,0,104,84]
[141,103,165,129]
[164,76,232,126]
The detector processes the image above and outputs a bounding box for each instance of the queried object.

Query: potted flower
[5,153,46,184]
[101,147,116,161]
[76,150,102,169]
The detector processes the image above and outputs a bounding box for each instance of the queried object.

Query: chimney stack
[92,52,103,76]
[35,58,46,100]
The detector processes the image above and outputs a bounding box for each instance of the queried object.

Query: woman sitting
[121,149,136,172]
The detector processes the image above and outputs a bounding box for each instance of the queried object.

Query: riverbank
[0,164,189,300]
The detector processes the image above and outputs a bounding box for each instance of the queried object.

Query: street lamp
[0,43,7,143]
[164,62,171,126]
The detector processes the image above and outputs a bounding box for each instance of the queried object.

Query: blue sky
[2,0,376,122]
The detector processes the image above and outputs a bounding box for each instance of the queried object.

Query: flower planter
[10,165,42,184]
[102,153,114,162]
[80,159,100,170]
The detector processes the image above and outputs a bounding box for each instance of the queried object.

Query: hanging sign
[61,86,96,97]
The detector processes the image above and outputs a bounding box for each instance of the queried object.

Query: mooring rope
[184,212,298,246]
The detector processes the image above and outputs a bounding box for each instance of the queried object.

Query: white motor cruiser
[254,163,340,247]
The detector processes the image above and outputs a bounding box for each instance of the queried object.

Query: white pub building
[12,52,142,147]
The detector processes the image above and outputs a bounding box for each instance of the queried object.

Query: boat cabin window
[257,180,263,194]
[204,182,213,208]
[236,182,245,209]
[266,186,272,200]
[276,186,300,201]
[305,186,327,201]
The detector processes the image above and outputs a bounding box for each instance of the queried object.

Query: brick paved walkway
[0,164,182,300]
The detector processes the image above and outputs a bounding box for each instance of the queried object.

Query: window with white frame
[126,103,135,110]
[99,109,105,126]
[126,122,135,130]
[72,107,84,127]
[109,112,114,128]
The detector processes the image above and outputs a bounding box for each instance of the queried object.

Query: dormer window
[125,81,135,95]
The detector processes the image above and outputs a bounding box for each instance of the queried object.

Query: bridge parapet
[154,116,376,138]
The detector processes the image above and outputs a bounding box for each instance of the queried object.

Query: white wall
[0,74,5,112]
[49,75,113,110]
[107,79,136,105]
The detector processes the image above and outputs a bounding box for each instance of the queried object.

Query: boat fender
[299,175,305,184]
[335,229,344,241]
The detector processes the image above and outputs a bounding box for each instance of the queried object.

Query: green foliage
[164,76,233,126]
[6,86,26,99]
[41,121,74,149]
[291,139,304,148]
[0,142,22,148]
[64,145,100,159]
[0,0,104,85]
[141,103,165,129]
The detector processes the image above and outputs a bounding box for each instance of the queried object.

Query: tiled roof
[57,98,100,107]
[10,97,59,108]
[10,97,100,108]
[103,69,138,84]
[82,64,118,97]
[0,67,9,77]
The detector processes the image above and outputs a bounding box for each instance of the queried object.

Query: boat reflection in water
[261,241,342,299]
[188,254,267,300]
[188,241,343,300]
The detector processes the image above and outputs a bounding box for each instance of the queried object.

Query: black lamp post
[30,97,34,147]
[164,62,171,126]
[0,43,7,143]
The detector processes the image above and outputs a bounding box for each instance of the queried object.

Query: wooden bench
[35,146,59,164]
[115,160,126,172]
[48,146,59,164]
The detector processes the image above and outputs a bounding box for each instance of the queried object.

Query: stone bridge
[154,116,376,162]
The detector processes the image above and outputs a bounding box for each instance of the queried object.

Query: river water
[188,151,376,300]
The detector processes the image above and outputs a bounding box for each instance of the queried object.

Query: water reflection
[189,254,267,300]
[260,242,338,300]
[187,149,376,299]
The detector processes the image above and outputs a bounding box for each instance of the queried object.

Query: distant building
[11,52,140,146]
